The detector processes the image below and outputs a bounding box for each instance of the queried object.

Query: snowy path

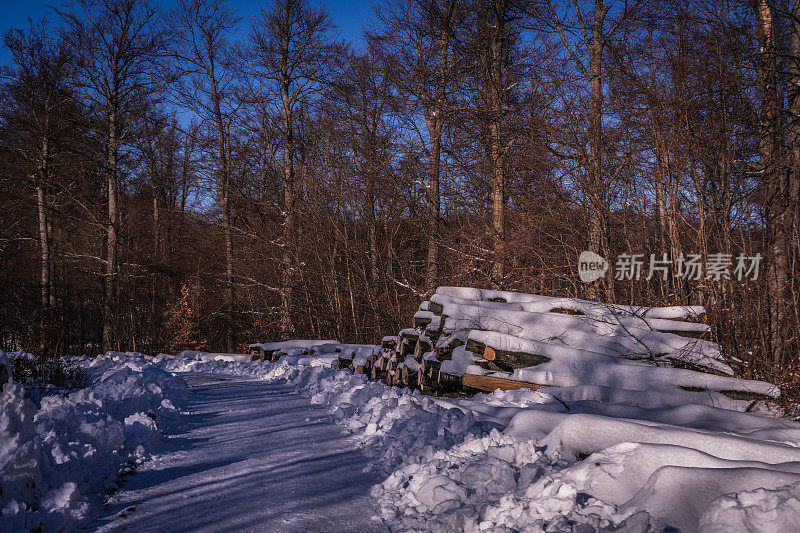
[92,373,388,532]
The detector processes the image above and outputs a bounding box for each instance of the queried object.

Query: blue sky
[0,0,371,64]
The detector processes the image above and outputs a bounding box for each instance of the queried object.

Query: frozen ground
[93,373,387,532]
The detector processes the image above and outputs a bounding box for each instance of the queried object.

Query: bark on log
[465,338,486,356]
[382,338,397,349]
[678,385,774,402]
[414,316,432,330]
[438,371,462,392]
[482,346,550,370]
[414,339,432,361]
[656,329,712,341]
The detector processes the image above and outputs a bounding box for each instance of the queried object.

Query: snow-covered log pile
[248,339,339,362]
[232,288,799,531]
[345,286,778,413]
[258,292,789,445]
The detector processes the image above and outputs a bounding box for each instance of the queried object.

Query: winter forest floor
[91,373,388,533]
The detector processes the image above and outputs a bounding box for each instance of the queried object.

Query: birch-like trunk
[103,110,119,353]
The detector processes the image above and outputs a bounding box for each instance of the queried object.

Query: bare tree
[370,0,464,296]
[168,0,241,352]
[464,0,528,289]
[249,0,342,339]
[1,19,74,354]
[543,0,641,300]
[58,0,163,352]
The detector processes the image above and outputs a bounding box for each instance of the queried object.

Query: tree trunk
[425,128,441,296]
[37,182,50,354]
[489,119,506,288]
[753,0,788,366]
[424,3,453,296]
[103,111,119,353]
[280,73,296,341]
[487,0,508,289]
[210,87,235,352]
[367,163,379,290]
[152,184,161,260]
[587,0,613,302]
[787,0,800,350]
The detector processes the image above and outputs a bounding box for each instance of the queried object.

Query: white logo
[578,251,608,283]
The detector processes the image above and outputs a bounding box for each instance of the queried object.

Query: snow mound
[0,354,186,530]
[698,481,800,532]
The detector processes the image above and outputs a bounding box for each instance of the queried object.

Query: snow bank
[0,354,187,530]
[698,481,800,532]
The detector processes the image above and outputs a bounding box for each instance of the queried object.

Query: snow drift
[0,354,187,531]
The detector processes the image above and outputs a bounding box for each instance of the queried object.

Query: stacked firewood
[256,287,781,410]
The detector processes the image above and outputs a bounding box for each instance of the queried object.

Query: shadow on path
[90,373,388,533]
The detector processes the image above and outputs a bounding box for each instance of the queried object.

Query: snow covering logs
[308,286,776,412]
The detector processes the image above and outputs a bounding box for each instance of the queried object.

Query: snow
[93,374,386,532]
[3,320,798,531]
[177,350,250,362]
[699,481,800,532]
[434,286,706,321]
[146,352,800,532]
[0,354,186,530]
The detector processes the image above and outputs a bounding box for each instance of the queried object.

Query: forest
[0,0,797,394]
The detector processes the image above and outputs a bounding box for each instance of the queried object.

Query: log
[667,358,730,376]
[419,358,441,392]
[414,339,432,361]
[465,338,486,356]
[462,373,547,393]
[355,365,368,374]
[678,386,774,402]
[438,371,462,393]
[249,347,263,361]
[429,301,444,315]
[414,316,432,329]
[548,307,584,316]
[482,346,550,371]
[466,339,549,371]
[402,366,419,388]
[656,328,713,341]
[382,338,397,350]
